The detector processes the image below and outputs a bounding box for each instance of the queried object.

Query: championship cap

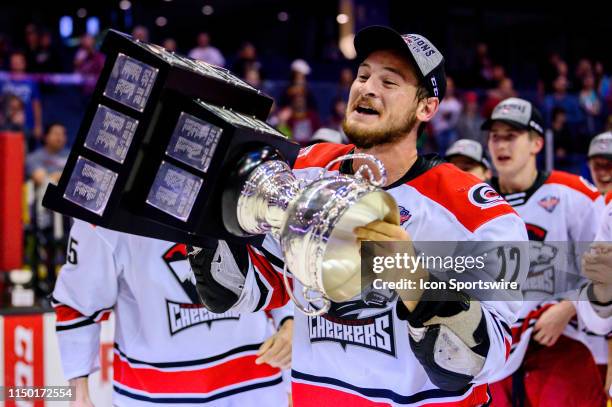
[588,131,612,160]
[445,139,491,169]
[354,26,446,100]
[481,97,545,136]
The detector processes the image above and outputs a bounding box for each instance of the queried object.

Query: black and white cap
[445,139,491,169]
[481,97,545,136]
[354,26,446,100]
[588,131,612,159]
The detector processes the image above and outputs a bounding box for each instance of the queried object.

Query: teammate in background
[578,131,612,395]
[52,221,293,406]
[485,97,608,406]
[587,131,612,196]
[444,138,492,181]
[189,26,529,406]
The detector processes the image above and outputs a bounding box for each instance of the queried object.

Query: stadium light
[87,17,100,36]
[119,0,132,11]
[59,16,73,38]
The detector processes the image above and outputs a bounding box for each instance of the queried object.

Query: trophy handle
[322,153,387,187]
[282,265,330,317]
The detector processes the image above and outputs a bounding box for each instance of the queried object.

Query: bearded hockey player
[52,220,293,406]
[484,98,608,406]
[189,26,529,407]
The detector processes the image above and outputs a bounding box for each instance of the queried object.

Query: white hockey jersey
[223,143,529,406]
[52,220,292,406]
[576,191,612,337]
[491,170,607,375]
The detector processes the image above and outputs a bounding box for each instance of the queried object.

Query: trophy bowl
[226,148,399,315]
[281,175,399,304]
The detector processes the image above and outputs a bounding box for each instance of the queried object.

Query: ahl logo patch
[468,183,507,209]
[538,196,560,213]
[398,206,412,225]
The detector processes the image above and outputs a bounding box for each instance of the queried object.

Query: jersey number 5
[67,237,79,265]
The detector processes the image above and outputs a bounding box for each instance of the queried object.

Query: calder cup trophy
[43,30,400,316]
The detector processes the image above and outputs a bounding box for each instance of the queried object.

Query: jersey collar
[339,150,444,190]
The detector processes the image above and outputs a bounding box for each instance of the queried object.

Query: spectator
[336,67,353,101]
[73,34,105,95]
[470,42,493,88]
[0,33,9,70]
[189,32,225,67]
[575,58,593,88]
[579,73,604,135]
[23,23,39,72]
[456,91,485,145]
[243,66,262,88]
[162,38,177,52]
[280,59,316,110]
[0,51,43,144]
[231,41,261,80]
[286,86,321,145]
[0,94,34,150]
[326,97,347,132]
[430,76,462,153]
[543,75,583,126]
[482,77,516,118]
[550,107,577,172]
[26,122,69,187]
[31,29,61,72]
[541,52,563,93]
[595,61,611,112]
[131,25,149,42]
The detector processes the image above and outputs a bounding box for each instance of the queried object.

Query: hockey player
[484,97,608,406]
[52,221,293,406]
[188,26,529,406]
[444,138,492,181]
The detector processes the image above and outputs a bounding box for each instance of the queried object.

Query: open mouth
[354,105,379,116]
[497,155,511,163]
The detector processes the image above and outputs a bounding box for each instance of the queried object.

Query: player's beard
[342,107,419,149]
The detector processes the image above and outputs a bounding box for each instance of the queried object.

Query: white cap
[308,128,345,145]
[445,139,490,169]
[588,131,612,159]
[291,59,311,75]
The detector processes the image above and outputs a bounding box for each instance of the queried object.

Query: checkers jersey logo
[468,183,507,209]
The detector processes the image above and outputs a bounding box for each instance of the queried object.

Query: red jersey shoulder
[545,170,600,201]
[294,143,354,170]
[605,191,612,205]
[407,163,516,233]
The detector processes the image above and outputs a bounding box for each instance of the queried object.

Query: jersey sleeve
[235,234,292,312]
[472,212,530,382]
[269,301,294,329]
[51,220,120,380]
[595,201,612,242]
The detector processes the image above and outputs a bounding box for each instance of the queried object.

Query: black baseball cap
[481,97,545,136]
[354,26,446,101]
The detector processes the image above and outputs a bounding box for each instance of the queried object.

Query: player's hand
[354,220,410,243]
[583,244,612,285]
[255,319,293,370]
[533,301,576,347]
[69,377,94,407]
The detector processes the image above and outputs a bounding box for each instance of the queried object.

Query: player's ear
[530,133,544,155]
[416,97,439,124]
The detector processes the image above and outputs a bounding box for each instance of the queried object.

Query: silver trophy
[228,152,399,316]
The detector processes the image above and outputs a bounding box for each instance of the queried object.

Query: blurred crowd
[1,22,611,289]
